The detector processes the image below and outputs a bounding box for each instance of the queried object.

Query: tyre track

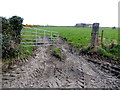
[2,38,120,88]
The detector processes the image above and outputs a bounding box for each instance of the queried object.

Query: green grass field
[21,26,119,57]
[37,27,118,47]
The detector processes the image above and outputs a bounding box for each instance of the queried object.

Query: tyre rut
[2,38,120,88]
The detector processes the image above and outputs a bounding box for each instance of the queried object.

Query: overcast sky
[0,0,119,27]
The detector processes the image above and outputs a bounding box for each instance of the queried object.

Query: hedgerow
[1,16,23,59]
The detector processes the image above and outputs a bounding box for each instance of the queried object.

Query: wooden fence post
[36,29,37,46]
[44,31,46,45]
[101,30,104,47]
[91,23,99,48]
[51,32,53,45]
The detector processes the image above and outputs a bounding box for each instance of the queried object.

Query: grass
[18,28,37,58]
[37,26,119,57]
[37,27,118,46]
[20,26,119,58]
[52,48,62,59]
[38,27,92,47]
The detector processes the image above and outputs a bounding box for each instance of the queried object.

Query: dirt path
[2,38,120,88]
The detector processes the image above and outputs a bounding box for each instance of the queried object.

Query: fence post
[51,32,52,45]
[91,23,99,48]
[44,31,46,45]
[0,18,2,89]
[101,30,104,47]
[36,28,37,46]
[56,33,59,44]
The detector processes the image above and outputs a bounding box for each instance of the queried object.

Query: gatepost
[0,17,2,89]
[91,23,99,48]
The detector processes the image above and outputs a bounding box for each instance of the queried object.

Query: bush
[1,16,23,59]
[2,34,19,59]
[0,17,9,34]
[9,16,23,44]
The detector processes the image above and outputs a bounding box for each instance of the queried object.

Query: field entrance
[21,27,59,47]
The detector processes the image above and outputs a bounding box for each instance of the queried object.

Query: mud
[2,38,120,88]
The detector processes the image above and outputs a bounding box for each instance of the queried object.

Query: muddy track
[2,38,120,88]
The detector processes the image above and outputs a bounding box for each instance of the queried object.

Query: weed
[52,48,62,59]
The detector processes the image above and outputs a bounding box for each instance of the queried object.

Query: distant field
[37,27,118,47]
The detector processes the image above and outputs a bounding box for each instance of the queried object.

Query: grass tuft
[52,48,62,59]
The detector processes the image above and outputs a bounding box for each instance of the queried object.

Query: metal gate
[21,27,59,47]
